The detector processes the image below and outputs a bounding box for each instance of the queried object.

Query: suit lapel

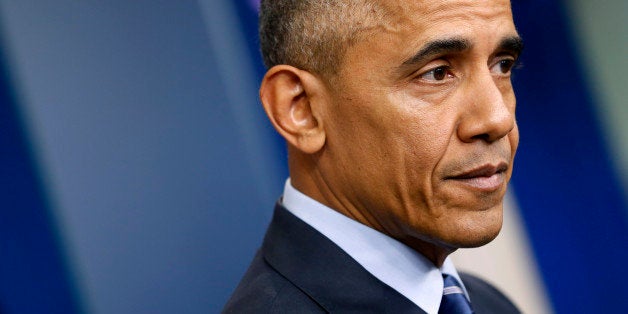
[262,204,425,314]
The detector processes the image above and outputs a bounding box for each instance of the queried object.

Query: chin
[452,225,502,248]
[440,204,504,249]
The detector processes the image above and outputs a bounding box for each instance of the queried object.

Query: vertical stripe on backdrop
[452,192,554,314]
[0,43,80,313]
[511,1,628,313]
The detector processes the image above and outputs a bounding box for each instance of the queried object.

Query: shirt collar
[282,179,469,314]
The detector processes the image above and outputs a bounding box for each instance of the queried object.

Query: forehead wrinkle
[426,0,512,21]
[376,0,514,30]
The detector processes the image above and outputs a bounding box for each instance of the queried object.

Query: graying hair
[259,0,385,77]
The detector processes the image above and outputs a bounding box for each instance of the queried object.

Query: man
[224,0,522,313]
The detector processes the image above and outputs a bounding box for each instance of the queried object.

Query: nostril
[471,133,491,142]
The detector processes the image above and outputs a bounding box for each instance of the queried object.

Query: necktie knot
[438,274,474,314]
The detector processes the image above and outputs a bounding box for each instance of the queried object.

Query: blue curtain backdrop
[0,0,626,313]
[0,42,81,313]
[511,1,628,313]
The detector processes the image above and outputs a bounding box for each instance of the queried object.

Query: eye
[491,58,517,75]
[419,65,454,82]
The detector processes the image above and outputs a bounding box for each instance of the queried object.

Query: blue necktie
[438,274,474,314]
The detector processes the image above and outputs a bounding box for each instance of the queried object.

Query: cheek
[388,107,459,213]
[399,125,451,188]
[389,92,458,165]
[393,93,458,158]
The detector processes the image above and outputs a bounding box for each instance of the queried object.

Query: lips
[450,163,508,179]
[446,162,509,191]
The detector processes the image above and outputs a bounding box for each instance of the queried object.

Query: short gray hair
[259,0,385,77]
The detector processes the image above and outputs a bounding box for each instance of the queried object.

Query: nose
[457,72,515,143]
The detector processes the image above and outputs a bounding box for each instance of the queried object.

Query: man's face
[317,0,520,252]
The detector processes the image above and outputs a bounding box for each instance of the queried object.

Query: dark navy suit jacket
[223,205,521,313]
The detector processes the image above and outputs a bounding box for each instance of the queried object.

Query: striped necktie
[438,274,474,314]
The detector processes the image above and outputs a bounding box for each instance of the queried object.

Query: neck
[288,149,455,267]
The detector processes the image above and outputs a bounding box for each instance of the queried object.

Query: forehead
[379,0,513,25]
[334,0,516,78]
[378,0,514,39]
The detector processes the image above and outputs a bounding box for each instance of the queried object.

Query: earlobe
[260,65,326,154]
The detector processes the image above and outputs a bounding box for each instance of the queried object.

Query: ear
[260,65,326,154]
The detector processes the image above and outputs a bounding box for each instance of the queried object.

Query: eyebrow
[399,35,525,69]
[401,38,471,67]
[495,36,524,58]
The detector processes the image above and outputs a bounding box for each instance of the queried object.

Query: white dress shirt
[281,179,470,314]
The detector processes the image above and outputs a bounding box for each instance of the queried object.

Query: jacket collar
[262,204,425,313]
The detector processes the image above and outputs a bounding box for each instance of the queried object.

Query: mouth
[445,162,509,192]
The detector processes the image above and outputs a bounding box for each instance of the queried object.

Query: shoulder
[222,251,325,314]
[460,272,521,314]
